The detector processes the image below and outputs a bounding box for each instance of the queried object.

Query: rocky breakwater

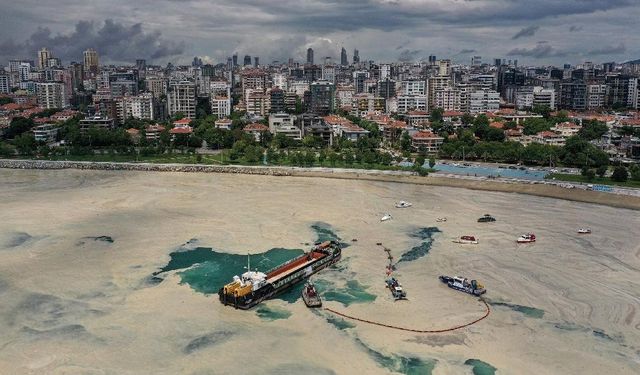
[0,159,293,176]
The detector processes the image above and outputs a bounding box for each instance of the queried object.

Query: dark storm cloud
[398,49,423,62]
[507,42,569,58]
[588,43,626,55]
[0,19,184,63]
[459,49,477,54]
[569,25,584,32]
[512,26,540,40]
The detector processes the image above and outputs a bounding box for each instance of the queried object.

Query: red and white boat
[517,233,536,243]
[453,235,478,244]
[577,228,592,234]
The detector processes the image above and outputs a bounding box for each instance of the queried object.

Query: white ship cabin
[235,270,267,291]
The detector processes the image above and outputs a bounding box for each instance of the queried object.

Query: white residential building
[36,82,67,109]
[400,80,426,96]
[167,81,196,119]
[396,95,428,114]
[120,93,155,121]
[268,113,301,139]
[587,84,608,110]
[434,87,461,111]
[211,96,231,118]
[469,90,500,113]
[33,124,58,143]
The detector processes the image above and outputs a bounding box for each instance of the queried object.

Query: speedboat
[453,235,478,244]
[577,228,592,234]
[395,201,413,208]
[381,214,393,222]
[477,214,496,223]
[436,217,447,222]
[386,277,407,300]
[517,233,536,243]
[439,275,486,296]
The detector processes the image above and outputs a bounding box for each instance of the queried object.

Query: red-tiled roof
[173,118,192,126]
[170,127,193,134]
[412,131,442,140]
[243,123,269,132]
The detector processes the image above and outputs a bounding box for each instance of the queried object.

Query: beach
[0,169,638,374]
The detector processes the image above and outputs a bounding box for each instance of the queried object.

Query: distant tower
[340,47,348,66]
[254,56,259,67]
[38,48,51,70]
[227,57,233,70]
[353,49,360,64]
[307,48,314,65]
[428,55,436,66]
[243,55,251,66]
[232,54,238,67]
[83,48,99,74]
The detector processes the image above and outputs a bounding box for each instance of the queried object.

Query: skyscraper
[254,56,259,67]
[340,48,348,66]
[243,55,252,66]
[307,48,314,65]
[232,54,238,67]
[353,49,360,64]
[83,48,99,74]
[38,48,51,70]
[428,55,437,66]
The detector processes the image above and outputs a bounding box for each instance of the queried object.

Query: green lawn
[547,173,640,189]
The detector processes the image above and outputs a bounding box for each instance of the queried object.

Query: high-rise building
[119,92,155,122]
[353,49,360,64]
[136,59,147,79]
[254,56,259,67]
[310,81,335,115]
[146,77,168,98]
[36,82,66,109]
[243,55,252,66]
[0,75,10,94]
[340,48,348,66]
[606,75,638,109]
[353,70,369,94]
[307,48,314,65]
[167,81,197,119]
[471,56,482,66]
[38,48,51,70]
[428,55,437,66]
[83,48,99,74]
[232,54,238,67]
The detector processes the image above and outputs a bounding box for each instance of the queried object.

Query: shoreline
[2,158,640,210]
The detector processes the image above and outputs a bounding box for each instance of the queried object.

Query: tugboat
[219,241,341,310]
[395,201,413,208]
[517,233,536,243]
[577,228,592,234]
[453,235,479,244]
[385,277,407,300]
[477,214,496,223]
[439,275,486,296]
[301,280,322,308]
[380,213,393,222]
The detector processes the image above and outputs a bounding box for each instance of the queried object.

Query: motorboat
[381,214,393,222]
[517,233,536,243]
[477,214,496,223]
[439,275,486,296]
[386,277,407,300]
[395,201,413,208]
[453,235,478,244]
[436,217,447,222]
[577,228,592,234]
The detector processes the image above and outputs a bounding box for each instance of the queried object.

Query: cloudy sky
[1,0,638,67]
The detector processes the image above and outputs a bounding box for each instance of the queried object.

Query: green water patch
[398,227,441,263]
[311,222,349,248]
[592,328,624,343]
[356,338,435,375]
[464,359,497,375]
[155,247,304,294]
[488,300,544,319]
[256,305,292,321]
[317,279,376,306]
[325,315,356,331]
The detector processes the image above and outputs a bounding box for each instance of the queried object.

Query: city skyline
[1,0,639,66]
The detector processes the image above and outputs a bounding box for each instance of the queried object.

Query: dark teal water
[324,315,356,330]
[256,305,292,321]
[488,301,545,319]
[398,227,441,263]
[356,338,435,375]
[464,359,497,375]
[316,279,376,306]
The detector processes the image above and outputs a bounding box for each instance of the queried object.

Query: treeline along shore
[2,159,640,210]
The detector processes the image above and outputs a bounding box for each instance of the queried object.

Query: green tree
[428,157,436,168]
[14,133,37,155]
[628,164,640,181]
[522,118,552,135]
[578,120,608,141]
[461,113,475,126]
[611,166,628,182]
[400,131,412,152]
[581,167,595,181]
[532,105,552,119]
[327,151,339,167]
[430,108,444,123]
[415,155,426,168]
[596,165,608,178]
[4,117,35,139]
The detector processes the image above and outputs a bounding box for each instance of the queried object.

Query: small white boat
[517,233,536,243]
[436,217,447,222]
[381,214,393,222]
[453,235,478,244]
[395,201,413,208]
[577,228,592,234]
